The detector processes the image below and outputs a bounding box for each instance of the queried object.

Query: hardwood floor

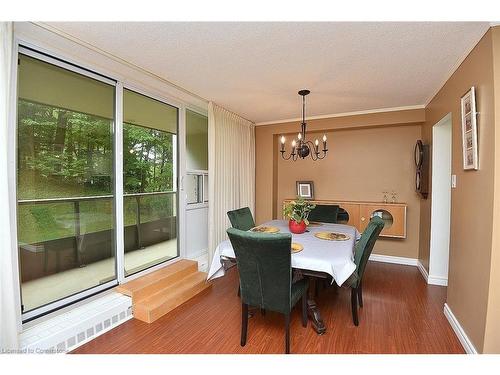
[72,261,464,354]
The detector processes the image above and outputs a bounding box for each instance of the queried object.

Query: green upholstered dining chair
[348,216,385,326]
[307,204,339,224]
[227,207,255,231]
[226,228,308,354]
[227,207,256,296]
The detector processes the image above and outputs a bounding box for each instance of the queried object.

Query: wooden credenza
[282,199,407,239]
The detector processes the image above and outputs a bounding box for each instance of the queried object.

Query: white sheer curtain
[208,102,255,263]
[0,22,19,351]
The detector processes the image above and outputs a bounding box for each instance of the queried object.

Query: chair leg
[358,283,363,308]
[351,288,359,326]
[301,294,308,328]
[285,313,290,354]
[260,308,266,316]
[241,303,248,346]
[237,283,241,297]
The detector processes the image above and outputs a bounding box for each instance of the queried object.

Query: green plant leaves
[282,196,316,223]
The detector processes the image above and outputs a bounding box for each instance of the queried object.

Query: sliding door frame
[120,83,186,282]
[10,38,190,323]
[15,46,119,322]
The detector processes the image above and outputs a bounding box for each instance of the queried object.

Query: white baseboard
[443,303,478,354]
[417,260,429,282]
[369,254,418,266]
[417,261,448,286]
[428,275,448,286]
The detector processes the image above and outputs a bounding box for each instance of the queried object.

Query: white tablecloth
[207,220,361,287]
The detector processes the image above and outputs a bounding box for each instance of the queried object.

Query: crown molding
[424,25,490,106]
[255,104,425,126]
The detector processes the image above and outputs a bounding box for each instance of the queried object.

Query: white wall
[185,207,209,271]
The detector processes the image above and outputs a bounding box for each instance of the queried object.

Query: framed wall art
[296,181,314,199]
[461,87,478,170]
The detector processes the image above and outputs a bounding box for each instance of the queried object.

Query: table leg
[307,277,326,335]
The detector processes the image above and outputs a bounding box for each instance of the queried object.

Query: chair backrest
[307,204,339,224]
[353,216,385,287]
[227,227,293,314]
[227,207,255,231]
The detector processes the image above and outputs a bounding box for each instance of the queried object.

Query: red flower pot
[289,219,307,234]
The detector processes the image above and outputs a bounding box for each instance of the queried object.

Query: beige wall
[255,109,425,259]
[419,29,496,353]
[277,125,421,258]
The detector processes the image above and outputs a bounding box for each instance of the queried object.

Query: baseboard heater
[20,292,132,353]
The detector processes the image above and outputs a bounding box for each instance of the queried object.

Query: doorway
[429,113,452,286]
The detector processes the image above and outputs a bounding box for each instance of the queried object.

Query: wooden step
[133,271,211,323]
[116,259,198,303]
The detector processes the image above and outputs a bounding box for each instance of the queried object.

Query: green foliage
[17,99,176,244]
[283,197,316,225]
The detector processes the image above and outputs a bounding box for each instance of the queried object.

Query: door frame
[429,113,452,286]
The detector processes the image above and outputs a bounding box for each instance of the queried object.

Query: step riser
[130,263,198,303]
[134,280,211,323]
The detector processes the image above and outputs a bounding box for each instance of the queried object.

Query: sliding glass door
[16,52,117,315]
[122,89,179,276]
[15,49,181,320]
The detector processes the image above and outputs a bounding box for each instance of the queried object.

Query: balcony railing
[17,191,176,280]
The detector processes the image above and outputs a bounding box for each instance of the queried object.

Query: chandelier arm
[280,150,295,160]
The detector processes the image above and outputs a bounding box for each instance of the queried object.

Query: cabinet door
[337,203,361,232]
[359,204,406,238]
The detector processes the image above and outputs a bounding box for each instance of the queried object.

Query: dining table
[207,219,361,335]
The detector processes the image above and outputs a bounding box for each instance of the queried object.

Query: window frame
[185,106,209,210]
[185,169,209,210]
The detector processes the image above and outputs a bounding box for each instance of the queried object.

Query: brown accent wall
[483,27,500,354]
[255,109,425,259]
[419,29,496,353]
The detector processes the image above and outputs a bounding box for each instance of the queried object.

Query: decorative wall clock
[414,140,429,199]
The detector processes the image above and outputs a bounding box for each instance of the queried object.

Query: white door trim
[429,113,452,285]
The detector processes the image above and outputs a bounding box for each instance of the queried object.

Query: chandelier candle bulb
[280,136,285,152]
[315,139,319,153]
[322,134,327,149]
[298,133,302,140]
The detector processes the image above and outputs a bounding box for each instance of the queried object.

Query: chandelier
[280,90,328,161]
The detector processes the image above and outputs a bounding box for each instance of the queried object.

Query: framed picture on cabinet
[296,181,314,199]
[461,87,478,170]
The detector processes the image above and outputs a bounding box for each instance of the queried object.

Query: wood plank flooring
[72,261,464,354]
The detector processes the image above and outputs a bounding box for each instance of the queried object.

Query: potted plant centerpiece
[283,197,316,234]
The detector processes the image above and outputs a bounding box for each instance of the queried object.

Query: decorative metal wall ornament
[279,90,328,161]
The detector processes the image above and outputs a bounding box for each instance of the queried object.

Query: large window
[16,53,116,314]
[123,89,179,276]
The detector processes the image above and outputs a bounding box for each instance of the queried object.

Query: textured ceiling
[45,22,490,123]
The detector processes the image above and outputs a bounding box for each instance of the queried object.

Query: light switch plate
[451,174,457,188]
